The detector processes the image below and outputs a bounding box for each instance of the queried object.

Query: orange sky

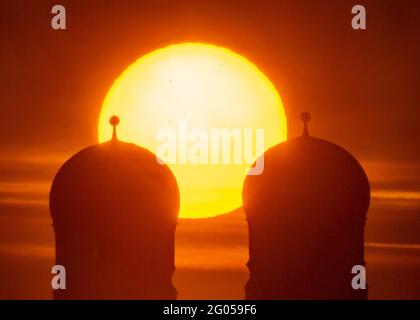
[0,0,419,299]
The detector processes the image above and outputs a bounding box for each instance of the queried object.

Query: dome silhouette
[243,112,370,299]
[50,118,179,299]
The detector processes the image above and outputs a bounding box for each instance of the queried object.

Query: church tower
[50,116,180,299]
[242,112,370,299]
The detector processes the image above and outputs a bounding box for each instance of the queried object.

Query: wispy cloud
[0,243,54,258]
[371,191,420,200]
[364,161,420,191]
[0,182,49,205]
[365,242,420,250]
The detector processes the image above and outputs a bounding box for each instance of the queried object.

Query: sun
[98,43,287,218]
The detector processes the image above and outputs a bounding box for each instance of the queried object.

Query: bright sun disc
[98,43,287,218]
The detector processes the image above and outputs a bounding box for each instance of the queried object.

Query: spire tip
[109,115,120,141]
[300,111,311,137]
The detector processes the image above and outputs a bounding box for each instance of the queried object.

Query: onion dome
[243,111,370,224]
[50,116,179,226]
[49,116,179,299]
[242,112,370,300]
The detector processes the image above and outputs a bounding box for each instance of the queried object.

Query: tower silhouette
[50,116,180,299]
[242,112,370,299]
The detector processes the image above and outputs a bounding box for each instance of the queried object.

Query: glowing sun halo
[98,43,287,219]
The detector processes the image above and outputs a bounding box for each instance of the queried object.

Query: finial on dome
[300,111,311,137]
[109,115,120,141]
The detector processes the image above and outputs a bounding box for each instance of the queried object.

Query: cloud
[0,158,61,183]
[0,243,53,258]
[364,161,420,191]
[0,181,49,206]
[365,242,420,250]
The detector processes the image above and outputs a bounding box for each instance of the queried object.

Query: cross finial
[109,115,120,141]
[300,111,311,137]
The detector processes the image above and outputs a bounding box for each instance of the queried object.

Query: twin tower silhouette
[50,112,370,300]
